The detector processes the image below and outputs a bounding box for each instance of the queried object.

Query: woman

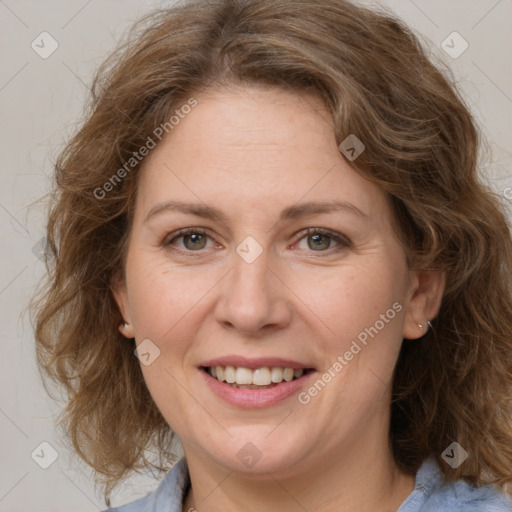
[31,0,512,510]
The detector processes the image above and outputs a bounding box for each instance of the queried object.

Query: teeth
[235,367,253,385]
[224,366,236,383]
[253,368,272,385]
[210,365,307,386]
[283,368,294,382]
[271,367,283,383]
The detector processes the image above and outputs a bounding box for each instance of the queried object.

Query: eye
[164,227,351,256]
[165,228,213,252]
[294,228,350,253]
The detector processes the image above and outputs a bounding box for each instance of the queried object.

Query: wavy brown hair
[30,0,512,503]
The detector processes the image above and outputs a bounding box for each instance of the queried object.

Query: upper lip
[200,356,315,370]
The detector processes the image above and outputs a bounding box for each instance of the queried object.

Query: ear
[111,270,135,339]
[402,269,445,340]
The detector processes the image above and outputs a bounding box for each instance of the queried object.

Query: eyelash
[164,227,351,258]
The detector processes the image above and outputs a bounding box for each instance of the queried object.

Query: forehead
[134,85,390,226]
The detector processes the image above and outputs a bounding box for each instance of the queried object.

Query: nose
[214,246,292,337]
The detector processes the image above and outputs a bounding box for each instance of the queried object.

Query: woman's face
[114,85,441,476]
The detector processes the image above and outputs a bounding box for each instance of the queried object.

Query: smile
[199,360,317,408]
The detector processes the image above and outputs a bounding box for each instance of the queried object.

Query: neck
[181,428,415,512]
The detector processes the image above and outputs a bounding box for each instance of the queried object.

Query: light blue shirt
[105,456,512,511]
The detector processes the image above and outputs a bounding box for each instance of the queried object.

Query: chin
[205,435,309,476]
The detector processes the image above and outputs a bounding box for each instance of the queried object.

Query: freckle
[162,270,169,274]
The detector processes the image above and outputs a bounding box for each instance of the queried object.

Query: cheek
[299,266,405,410]
[126,254,212,340]
[293,260,404,343]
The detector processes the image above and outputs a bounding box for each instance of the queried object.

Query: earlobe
[119,321,134,339]
[402,269,445,340]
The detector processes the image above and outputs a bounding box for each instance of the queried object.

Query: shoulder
[424,481,512,511]
[102,457,190,512]
[399,456,512,512]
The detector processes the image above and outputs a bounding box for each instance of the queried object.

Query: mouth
[200,365,316,389]
[198,356,318,407]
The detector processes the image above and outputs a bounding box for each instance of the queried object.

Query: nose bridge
[233,241,272,298]
[214,237,291,334]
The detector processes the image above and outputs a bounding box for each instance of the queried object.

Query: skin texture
[113,85,445,512]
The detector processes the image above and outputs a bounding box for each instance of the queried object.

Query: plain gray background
[1,0,511,511]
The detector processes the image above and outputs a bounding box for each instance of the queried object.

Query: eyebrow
[144,199,368,225]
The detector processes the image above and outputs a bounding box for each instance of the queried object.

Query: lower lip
[199,368,316,408]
